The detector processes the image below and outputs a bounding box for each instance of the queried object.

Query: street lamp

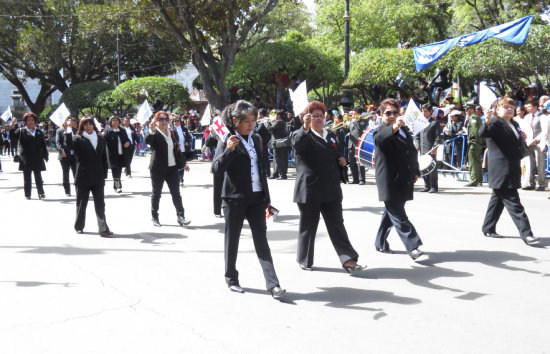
[340,0,353,109]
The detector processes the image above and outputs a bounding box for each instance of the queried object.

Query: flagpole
[339,0,353,110]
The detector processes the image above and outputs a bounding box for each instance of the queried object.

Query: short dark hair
[77,116,99,135]
[258,108,267,117]
[379,98,399,113]
[224,100,257,129]
[107,116,121,126]
[421,103,432,111]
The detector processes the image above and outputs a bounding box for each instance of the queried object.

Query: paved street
[0,153,549,353]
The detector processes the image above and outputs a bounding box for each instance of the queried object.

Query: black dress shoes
[76,230,84,234]
[343,264,366,275]
[177,214,191,226]
[229,284,245,293]
[214,214,223,218]
[521,235,539,245]
[152,218,161,227]
[268,175,279,180]
[428,188,438,193]
[375,247,393,254]
[100,231,114,238]
[408,248,425,260]
[299,264,313,271]
[358,181,366,185]
[38,194,46,199]
[419,188,430,192]
[268,286,286,298]
[277,175,287,180]
[483,232,502,238]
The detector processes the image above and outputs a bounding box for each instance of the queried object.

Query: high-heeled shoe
[228,284,244,293]
[343,263,365,275]
[268,286,286,298]
[38,194,45,199]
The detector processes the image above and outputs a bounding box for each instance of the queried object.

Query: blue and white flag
[414,15,534,72]
[0,106,12,122]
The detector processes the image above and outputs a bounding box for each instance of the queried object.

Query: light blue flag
[414,15,534,72]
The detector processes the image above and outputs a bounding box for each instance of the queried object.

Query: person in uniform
[268,109,288,179]
[373,98,425,260]
[465,104,483,186]
[56,117,77,196]
[347,112,369,184]
[414,104,440,193]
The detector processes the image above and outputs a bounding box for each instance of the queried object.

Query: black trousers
[223,192,280,289]
[10,140,17,156]
[422,154,438,190]
[60,157,76,195]
[177,168,185,183]
[75,184,109,233]
[348,147,366,183]
[150,166,184,218]
[375,200,423,252]
[260,148,270,177]
[23,169,44,198]
[213,172,224,215]
[273,147,288,177]
[111,166,122,189]
[123,147,134,176]
[297,200,359,268]
[482,188,533,236]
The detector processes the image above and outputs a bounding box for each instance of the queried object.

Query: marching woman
[64,116,113,237]
[103,116,130,193]
[212,100,285,298]
[122,116,138,178]
[479,97,539,245]
[291,101,363,274]
[12,113,49,200]
[56,117,77,196]
[146,111,191,227]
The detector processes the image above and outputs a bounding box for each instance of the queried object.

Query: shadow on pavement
[342,206,385,214]
[114,232,187,244]
[0,280,76,287]
[417,250,546,275]
[1,245,185,256]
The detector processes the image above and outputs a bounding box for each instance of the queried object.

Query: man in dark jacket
[347,113,369,184]
[254,108,271,177]
[373,98,424,260]
[268,109,288,179]
[414,104,440,192]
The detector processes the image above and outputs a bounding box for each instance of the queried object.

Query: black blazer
[15,128,48,172]
[479,117,523,189]
[291,127,343,204]
[65,133,108,187]
[268,119,288,140]
[414,118,440,154]
[56,127,76,161]
[373,124,419,202]
[211,133,271,203]
[145,128,184,173]
[254,121,270,150]
[103,127,130,168]
[331,124,349,156]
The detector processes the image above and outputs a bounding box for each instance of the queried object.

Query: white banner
[480,82,498,110]
[49,103,71,127]
[210,117,231,142]
[201,104,212,126]
[136,99,153,124]
[289,80,308,116]
[0,106,12,122]
[402,99,429,135]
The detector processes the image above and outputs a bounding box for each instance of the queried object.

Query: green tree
[60,81,114,117]
[110,76,190,112]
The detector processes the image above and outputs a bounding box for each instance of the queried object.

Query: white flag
[49,103,71,127]
[200,104,212,126]
[403,99,429,135]
[211,117,231,142]
[0,106,12,122]
[136,99,153,124]
[289,81,308,116]
[480,82,498,110]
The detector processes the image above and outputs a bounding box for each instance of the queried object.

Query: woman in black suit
[122,116,137,178]
[64,116,113,237]
[480,97,538,245]
[103,116,130,193]
[145,111,190,227]
[212,100,285,298]
[56,117,77,196]
[12,113,49,200]
[290,100,363,274]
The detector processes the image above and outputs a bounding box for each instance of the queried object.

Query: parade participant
[291,100,363,274]
[373,98,425,260]
[480,97,539,245]
[56,117,77,196]
[64,116,113,237]
[146,111,191,227]
[328,113,348,158]
[212,100,285,297]
[347,112,369,184]
[103,116,130,193]
[12,113,49,200]
[171,115,192,186]
[253,108,271,177]
[268,109,288,179]
[205,124,223,217]
[465,104,483,186]
[415,104,440,193]
[122,117,137,178]
[523,101,546,191]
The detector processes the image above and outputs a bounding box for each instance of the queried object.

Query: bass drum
[355,127,376,168]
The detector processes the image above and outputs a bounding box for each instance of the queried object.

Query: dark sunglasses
[384,110,399,116]
[158,117,170,122]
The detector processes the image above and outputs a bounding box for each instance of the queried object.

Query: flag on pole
[479,82,498,110]
[201,104,212,126]
[289,81,308,116]
[49,103,71,127]
[211,117,231,142]
[0,106,12,122]
[136,99,153,124]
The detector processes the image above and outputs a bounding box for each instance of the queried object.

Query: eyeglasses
[310,113,324,119]
[384,110,399,116]
[158,117,170,122]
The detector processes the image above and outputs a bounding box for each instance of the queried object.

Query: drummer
[372,98,425,260]
[414,104,441,193]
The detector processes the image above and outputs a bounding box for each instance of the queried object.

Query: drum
[418,154,436,176]
[355,127,376,168]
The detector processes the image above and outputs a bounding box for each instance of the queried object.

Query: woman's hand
[338,157,347,167]
[303,113,312,131]
[150,121,156,132]
[123,142,130,148]
[226,135,239,151]
[184,165,190,172]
